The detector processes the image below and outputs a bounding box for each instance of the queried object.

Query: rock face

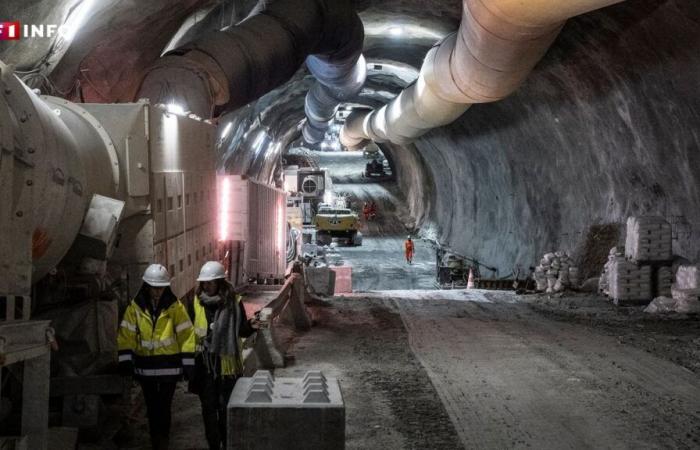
[387,0,700,274]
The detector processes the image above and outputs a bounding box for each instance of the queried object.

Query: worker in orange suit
[404,236,414,264]
[369,201,377,221]
[363,202,371,221]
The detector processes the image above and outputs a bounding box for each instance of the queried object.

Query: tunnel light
[218,176,232,242]
[221,122,233,139]
[277,199,286,254]
[388,26,404,37]
[162,108,180,169]
[365,23,445,41]
[252,130,268,156]
[166,103,186,116]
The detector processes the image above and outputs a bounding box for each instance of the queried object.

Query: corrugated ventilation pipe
[340,0,625,149]
[303,51,366,144]
[137,0,364,120]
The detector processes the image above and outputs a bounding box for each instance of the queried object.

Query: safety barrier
[247,270,312,370]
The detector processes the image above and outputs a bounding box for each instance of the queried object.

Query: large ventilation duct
[0,61,118,284]
[137,0,364,119]
[340,0,625,149]
[302,52,367,144]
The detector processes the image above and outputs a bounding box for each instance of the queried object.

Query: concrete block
[305,267,336,296]
[228,370,344,450]
[330,266,352,294]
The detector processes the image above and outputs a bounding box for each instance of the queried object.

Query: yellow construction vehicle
[313,207,362,246]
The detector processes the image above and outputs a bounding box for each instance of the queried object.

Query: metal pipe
[137,0,364,119]
[302,51,366,144]
[340,0,625,148]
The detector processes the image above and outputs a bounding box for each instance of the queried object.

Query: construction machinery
[313,207,362,246]
[435,247,516,290]
[363,159,387,178]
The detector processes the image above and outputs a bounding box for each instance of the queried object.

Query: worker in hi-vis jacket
[189,261,260,450]
[117,264,195,450]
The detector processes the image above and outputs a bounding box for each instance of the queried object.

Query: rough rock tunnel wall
[386,0,700,276]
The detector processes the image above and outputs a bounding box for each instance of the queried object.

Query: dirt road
[280,291,700,449]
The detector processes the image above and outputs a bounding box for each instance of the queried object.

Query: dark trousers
[198,374,237,450]
[139,379,177,450]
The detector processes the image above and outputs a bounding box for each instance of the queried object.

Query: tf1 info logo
[0,22,20,40]
[0,22,71,40]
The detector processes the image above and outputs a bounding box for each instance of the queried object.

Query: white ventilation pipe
[340,0,626,149]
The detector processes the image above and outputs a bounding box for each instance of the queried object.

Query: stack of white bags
[625,216,672,262]
[607,256,652,302]
[534,251,580,293]
[602,216,673,304]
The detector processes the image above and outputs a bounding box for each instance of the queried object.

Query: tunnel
[1,0,699,448]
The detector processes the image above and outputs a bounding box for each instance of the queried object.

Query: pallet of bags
[625,216,672,262]
[607,256,652,305]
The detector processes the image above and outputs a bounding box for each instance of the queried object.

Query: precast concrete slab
[228,370,345,449]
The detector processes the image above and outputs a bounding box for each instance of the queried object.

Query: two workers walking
[117,261,259,450]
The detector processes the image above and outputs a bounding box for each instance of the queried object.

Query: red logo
[0,22,20,40]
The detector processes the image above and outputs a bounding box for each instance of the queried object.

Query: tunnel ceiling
[1,0,699,274]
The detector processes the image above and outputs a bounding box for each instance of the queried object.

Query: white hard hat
[407,235,411,239]
[143,264,171,287]
[197,261,226,282]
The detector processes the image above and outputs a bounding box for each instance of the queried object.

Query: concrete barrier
[330,266,352,294]
[305,267,336,296]
[228,370,345,449]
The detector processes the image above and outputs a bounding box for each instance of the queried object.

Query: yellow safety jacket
[117,286,195,380]
[193,294,248,376]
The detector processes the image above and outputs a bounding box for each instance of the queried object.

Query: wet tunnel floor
[313,150,437,291]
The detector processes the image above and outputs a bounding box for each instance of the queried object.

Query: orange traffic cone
[466,267,475,289]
